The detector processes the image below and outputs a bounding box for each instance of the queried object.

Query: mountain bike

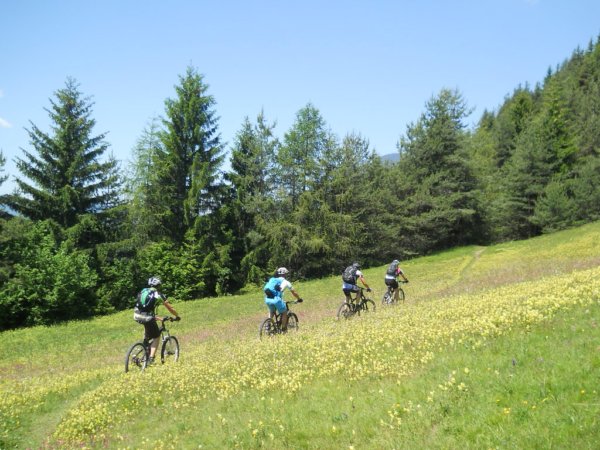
[382,280,407,305]
[336,287,376,320]
[259,300,302,339]
[125,316,180,372]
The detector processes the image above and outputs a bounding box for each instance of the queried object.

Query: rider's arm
[161,295,179,318]
[289,288,301,300]
[359,274,370,290]
[397,268,409,282]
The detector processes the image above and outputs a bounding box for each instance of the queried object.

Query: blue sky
[1,0,600,195]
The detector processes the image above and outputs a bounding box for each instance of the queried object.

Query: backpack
[263,277,282,299]
[135,287,158,313]
[342,265,357,284]
[386,260,399,276]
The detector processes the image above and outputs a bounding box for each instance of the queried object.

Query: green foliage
[226,112,279,286]
[159,66,225,243]
[1,222,599,449]
[4,37,600,331]
[94,239,140,312]
[0,220,98,329]
[398,89,482,251]
[136,240,205,301]
[0,149,7,187]
[6,78,121,228]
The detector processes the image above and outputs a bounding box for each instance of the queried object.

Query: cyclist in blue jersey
[263,267,303,331]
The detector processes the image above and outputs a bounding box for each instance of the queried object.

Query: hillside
[1,222,599,449]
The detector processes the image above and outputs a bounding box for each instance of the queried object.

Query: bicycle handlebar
[286,299,304,306]
[160,316,181,322]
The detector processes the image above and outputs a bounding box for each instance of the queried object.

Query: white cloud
[0,117,12,128]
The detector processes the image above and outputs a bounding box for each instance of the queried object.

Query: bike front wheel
[287,312,299,332]
[161,336,180,364]
[259,317,277,339]
[398,287,405,302]
[361,298,376,313]
[336,302,354,320]
[125,342,147,373]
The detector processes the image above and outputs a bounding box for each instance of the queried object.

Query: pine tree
[127,118,168,242]
[156,66,225,243]
[0,150,7,187]
[6,78,120,228]
[226,111,279,285]
[277,103,328,210]
[0,150,8,219]
[398,89,481,252]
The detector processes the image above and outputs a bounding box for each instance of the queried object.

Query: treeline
[1,37,600,330]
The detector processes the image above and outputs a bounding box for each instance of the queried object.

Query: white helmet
[148,276,162,287]
[275,267,289,276]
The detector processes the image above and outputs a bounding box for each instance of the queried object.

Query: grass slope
[1,222,599,449]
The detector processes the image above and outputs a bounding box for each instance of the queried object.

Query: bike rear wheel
[336,302,354,320]
[259,317,277,339]
[382,288,393,305]
[161,336,180,364]
[125,342,147,373]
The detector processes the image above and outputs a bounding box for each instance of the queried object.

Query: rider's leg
[280,311,289,331]
[343,289,353,303]
[144,320,161,361]
[149,338,160,359]
[266,300,276,319]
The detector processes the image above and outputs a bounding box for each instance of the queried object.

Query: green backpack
[135,287,158,313]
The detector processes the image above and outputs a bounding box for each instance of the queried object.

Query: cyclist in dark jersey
[134,276,180,364]
[384,260,409,302]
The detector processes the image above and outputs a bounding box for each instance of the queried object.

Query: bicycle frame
[348,287,369,307]
[144,320,171,347]
[337,287,375,319]
[270,301,296,329]
[259,300,301,338]
[125,316,180,372]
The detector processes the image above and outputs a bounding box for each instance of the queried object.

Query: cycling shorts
[143,320,161,340]
[342,282,359,294]
[384,278,399,289]
[265,297,287,314]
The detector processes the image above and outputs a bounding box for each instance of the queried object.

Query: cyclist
[263,267,303,332]
[341,262,371,304]
[134,276,180,364]
[384,259,409,302]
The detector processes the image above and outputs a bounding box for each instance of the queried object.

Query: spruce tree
[398,89,481,252]
[0,150,8,218]
[6,78,120,228]
[277,103,327,210]
[226,111,279,285]
[156,66,225,243]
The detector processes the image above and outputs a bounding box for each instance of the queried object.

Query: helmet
[148,276,162,287]
[392,259,399,264]
[275,267,289,276]
[352,262,360,269]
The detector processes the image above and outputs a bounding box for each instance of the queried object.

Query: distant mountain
[380,152,399,163]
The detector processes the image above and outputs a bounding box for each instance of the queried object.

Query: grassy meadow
[1,222,600,449]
